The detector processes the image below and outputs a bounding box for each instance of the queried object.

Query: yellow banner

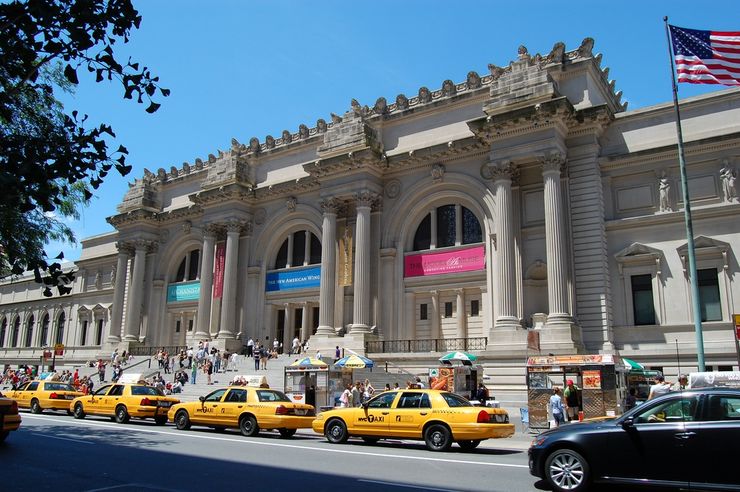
[338,224,353,286]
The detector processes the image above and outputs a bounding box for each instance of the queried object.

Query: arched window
[173,249,201,283]
[40,313,50,346]
[55,312,65,345]
[273,230,321,269]
[0,318,6,348]
[412,204,483,251]
[24,315,34,347]
[11,317,20,347]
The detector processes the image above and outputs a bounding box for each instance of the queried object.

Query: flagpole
[664,17,706,371]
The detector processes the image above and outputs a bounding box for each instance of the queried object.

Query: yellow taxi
[70,383,180,425]
[0,393,22,441]
[6,380,84,414]
[168,386,315,438]
[312,389,515,451]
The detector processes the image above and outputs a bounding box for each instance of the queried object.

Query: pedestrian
[351,381,361,407]
[678,374,689,390]
[476,382,489,405]
[364,379,375,400]
[191,361,197,385]
[260,346,268,370]
[563,379,581,421]
[291,336,300,356]
[306,385,316,408]
[647,375,672,400]
[205,359,213,385]
[334,346,341,362]
[246,338,254,358]
[624,387,637,410]
[273,338,280,355]
[253,344,261,371]
[415,376,425,389]
[97,359,106,383]
[340,384,352,408]
[549,387,566,428]
[384,383,391,392]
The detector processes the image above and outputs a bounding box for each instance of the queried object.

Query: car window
[226,389,247,403]
[441,392,473,408]
[256,390,291,402]
[44,383,75,392]
[706,395,740,421]
[398,392,429,409]
[131,386,163,396]
[108,385,124,397]
[94,385,112,396]
[635,395,699,423]
[27,382,39,391]
[204,389,228,402]
[368,391,397,408]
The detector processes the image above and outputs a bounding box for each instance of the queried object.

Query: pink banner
[404,245,485,277]
[213,242,226,299]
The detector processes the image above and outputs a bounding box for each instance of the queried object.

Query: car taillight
[49,392,59,399]
[140,398,153,406]
[275,405,288,415]
[477,410,490,423]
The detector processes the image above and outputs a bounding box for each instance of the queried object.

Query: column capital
[320,197,343,215]
[354,190,380,209]
[115,241,133,255]
[224,219,245,234]
[488,160,518,183]
[539,152,566,174]
[203,223,221,237]
[130,239,157,253]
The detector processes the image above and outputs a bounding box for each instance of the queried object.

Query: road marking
[359,479,456,491]
[26,431,94,445]
[21,415,528,469]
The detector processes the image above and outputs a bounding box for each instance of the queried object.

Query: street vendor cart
[526,354,629,431]
[284,357,347,410]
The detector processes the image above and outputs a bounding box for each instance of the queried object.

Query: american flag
[669,25,740,86]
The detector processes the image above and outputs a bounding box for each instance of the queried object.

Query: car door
[104,385,125,414]
[195,389,228,426]
[390,392,432,438]
[86,385,111,414]
[353,391,396,436]
[607,394,698,486]
[689,392,740,489]
[222,388,247,426]
[12,382,36,408]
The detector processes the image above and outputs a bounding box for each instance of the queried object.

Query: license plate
[294,409,307,416]
[65,395,75,400]
[157,401,172,408]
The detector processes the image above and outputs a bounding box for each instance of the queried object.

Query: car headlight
[531,435,548,447]
[315,413,324,420]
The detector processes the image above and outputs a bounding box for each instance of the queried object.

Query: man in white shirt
[291,337,300,355]
[647,375,672,400]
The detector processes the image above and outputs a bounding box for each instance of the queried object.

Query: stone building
[2,38,739,398]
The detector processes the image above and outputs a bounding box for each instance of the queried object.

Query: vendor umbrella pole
[675,339,682,381]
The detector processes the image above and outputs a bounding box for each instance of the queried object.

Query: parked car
[0,392,22,442]
[312,389,514,452]
[70,383,179,425]
[528,387,740,491]
[6,380,83,414]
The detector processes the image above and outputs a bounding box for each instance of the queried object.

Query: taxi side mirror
[362,402,369,410]
[199,396,205,403]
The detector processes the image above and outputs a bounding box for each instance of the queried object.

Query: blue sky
[49,0,739,261]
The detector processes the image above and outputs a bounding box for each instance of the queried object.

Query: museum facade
[2,38,739,391]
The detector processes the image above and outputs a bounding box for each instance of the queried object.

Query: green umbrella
[439,351,478,365]
[622,358,645,372]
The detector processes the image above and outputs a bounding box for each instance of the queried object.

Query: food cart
[429,364,483,400]
[283,357,348,410]
[526,354,630,431]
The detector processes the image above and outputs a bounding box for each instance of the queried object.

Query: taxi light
[140,398,153,406]
[49,392,59,399]
[275,405,289,415]
[477,410,490,423]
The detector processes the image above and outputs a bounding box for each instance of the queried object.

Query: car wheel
[324,419,348,444]
[424,424,452,452]
[154,415,168,426]
[175,410,191,430]
[30,399,42,414]
[545,448,590,492]
[239,415,259,437]
[114,405,130,424]
[73,402,86,420]
[362,437,379,444]
[278,428,296,438]
[458,439,482,451]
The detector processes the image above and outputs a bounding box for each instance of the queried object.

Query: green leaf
[64,64,79,84]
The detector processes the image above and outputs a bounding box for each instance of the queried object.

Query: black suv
[529,388,740,491]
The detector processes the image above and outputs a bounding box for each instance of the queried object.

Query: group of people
[339,379,376,407]
[548,379,584,427]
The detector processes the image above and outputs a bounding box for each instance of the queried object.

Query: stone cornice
[384,136,487,174]
[107,209,158,228]
[189,183,254,207]
[252,176,321,201]
[304,148,387,180]
[605,202,740,231]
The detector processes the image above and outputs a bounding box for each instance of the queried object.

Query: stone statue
[282,130,292,144]
[466,71,481,89]
[658,172,672,212]
[316,118,327,133]
[110,264,116,283]
[351,98,363,116]
[249,137,260,153]
[720,162,738,202]
[517,45,529,60]
[374,97,387,114]
[330,113,343,124]
[298,124,310,139]
[94,270,102,289]
[441,79,456,97]
[286,196,297,212]
[431,163,445,183]
[488,63,506,80]
[418,86,432,103]
[265,135,275,149]
[395,93,409,110]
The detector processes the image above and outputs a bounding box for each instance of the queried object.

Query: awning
[622,358,645,372]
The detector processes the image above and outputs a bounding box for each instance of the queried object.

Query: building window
[698,268,722,322]
[420,303,428,320]
[0,318,6,348]
[412,204,482,251]
[188,319,194,332]
[40,314,49,346]
[80,320,88,346]
[631,274,656,325]
[175,249,201,283]
[25,315,34,347]
[274,230,321,269]
[175,320,181,333]
[95,319,104,345]
[55,312,65,345]
[471,300,480,317]
[444,302,453,318]
[11,317,20,347]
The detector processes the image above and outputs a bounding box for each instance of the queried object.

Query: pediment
[615,243,663,262]
[676,236,730,256]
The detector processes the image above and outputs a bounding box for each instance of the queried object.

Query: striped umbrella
[289,357,327,368]
[334,354,374,368]
[439,351,478,365]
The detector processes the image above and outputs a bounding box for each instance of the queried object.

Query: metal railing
[128,346,187,357]
[365,337,487,354]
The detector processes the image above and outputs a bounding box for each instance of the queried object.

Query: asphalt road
[3,412,669,492]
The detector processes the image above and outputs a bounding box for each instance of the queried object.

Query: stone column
[109,243,129,343]
[492,161,521,329]
[124,240,149,341]
[218,221,242,339]
[456,288,467,339]
[350,191,375,334]
[541,153,573,323]
[431,290,441,340]
[284,303,294,352]
[300,303,309,343]
[195,226,217,339]
[405,291,416,340]
[304,230,311,266]
[316,198,340,336]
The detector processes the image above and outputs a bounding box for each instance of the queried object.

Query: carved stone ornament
[249,137,260,153]
[658,171,673,212]
[466,71,481,89]
[94,271,102,290]
[355,191,378,208]
[431,163,446,183]
[720,160,738,202]
[182,220,192,234]
[517,45,530,61]
[182,162,191,174]
[320,197,342,215]
[317,118,327,133]
[265,135,275,149]
[282,130,292,144]
[225,220,243,234]
[298,124,310,139]
[441,79,456,97]
[577,37,594,58]
[194,158,203,170]
[396,93,409,110]
[110,264,116,283]
[488,63,506,80]
[385,179,401,199]
[231,137,241,150]
[418,86,432,103]
[547,41,566,64]
[374,97,388,114]
[351,98,363,116]
[286,196,297,212]
[208,154,216,163]
[157,168,167,181]
[540,153,565,174]
[490,161,516,182]
[170,166,178,178]
[330,113,343,124]
[254,208,267,225]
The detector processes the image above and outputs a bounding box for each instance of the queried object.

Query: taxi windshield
[131,386,164,396]
[256,390,291,402]
[441,392,473,407]
[43,383,75,392]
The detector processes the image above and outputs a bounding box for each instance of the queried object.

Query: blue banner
[167,281,200,303]
[266,266,321,292]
